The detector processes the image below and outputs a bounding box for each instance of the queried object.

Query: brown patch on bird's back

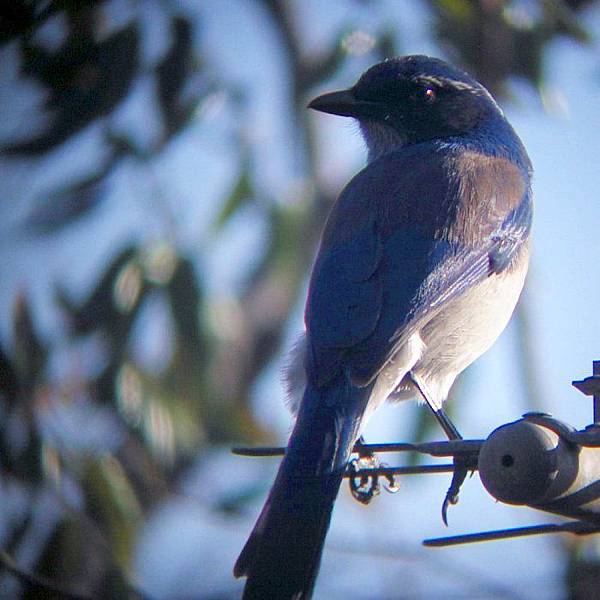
[448,152,526,244]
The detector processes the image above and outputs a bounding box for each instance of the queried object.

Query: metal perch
[234,360,600,546]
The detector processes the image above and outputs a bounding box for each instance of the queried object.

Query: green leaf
[55,246,140,334]
[6,21,139,155]
[156,16,205,138]
[0,344,18,407]
[167,255,208,363]
[213,166,253,231]
[25,171,107,234]
[85,455,143,570]
[12,292,46,385]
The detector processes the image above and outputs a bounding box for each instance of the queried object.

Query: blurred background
[1,0,600,598]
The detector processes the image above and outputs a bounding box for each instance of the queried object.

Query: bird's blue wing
[305,144,532,387]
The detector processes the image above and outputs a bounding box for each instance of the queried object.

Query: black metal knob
[478,419,578,505]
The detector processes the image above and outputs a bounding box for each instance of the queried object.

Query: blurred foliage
[0,0,598,597]
[566,535,600,600]
[428,0,594,97]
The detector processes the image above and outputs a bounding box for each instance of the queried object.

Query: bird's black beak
[308,89,376,118]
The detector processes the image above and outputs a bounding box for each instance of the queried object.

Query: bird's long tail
[234,376,371,599]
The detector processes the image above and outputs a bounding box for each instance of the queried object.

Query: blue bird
[234,55,532,599]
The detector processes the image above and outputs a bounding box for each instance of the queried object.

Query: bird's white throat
[359,119,408,162]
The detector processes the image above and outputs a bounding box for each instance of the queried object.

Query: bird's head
[309,55,502,160]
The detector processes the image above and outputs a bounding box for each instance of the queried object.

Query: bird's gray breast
[389,242,530,406]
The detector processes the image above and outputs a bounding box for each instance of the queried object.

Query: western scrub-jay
[234,55,532,599]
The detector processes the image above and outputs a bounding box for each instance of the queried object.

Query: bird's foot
[348,439,399,504]
[441,455,473,525]
[349,454,381,504]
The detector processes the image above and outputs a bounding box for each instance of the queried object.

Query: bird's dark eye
[423,87,436,104]
[410,85,437,105]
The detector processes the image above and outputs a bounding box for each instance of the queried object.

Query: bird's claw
[349,455,382,504]
[441,457,471,525]
[348,443,401,504]
[441,488,460,526]
[383,472,400,494]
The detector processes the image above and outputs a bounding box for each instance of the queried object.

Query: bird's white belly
[285,246,529,422]
[384,244,530,407]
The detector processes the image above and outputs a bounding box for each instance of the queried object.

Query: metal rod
[232,439,483,458]
[572,360,600,426]
[594,360,600,425]
[232,446,287,457]
[423,521,600,547]
[344,463,459,477]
